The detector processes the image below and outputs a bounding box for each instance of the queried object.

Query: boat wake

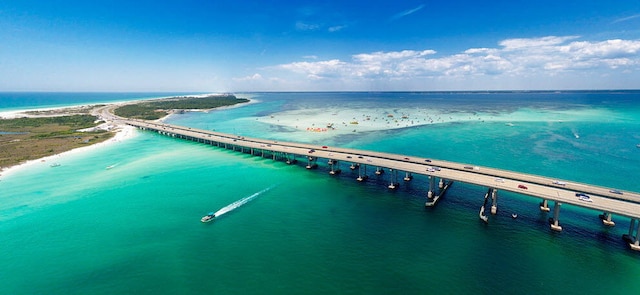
[213,185,275,218]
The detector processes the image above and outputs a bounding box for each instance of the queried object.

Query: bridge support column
[375,167,384,175]
[403,172,413,181]
[427,176,436,199]
[329,160,341,175]
[357,165,368,182]
[438,178,444,189]
[539,199,551,212]
[624,219,640,251]
[306,156,317,169]
[599,212,615,226]
[285,154,297,165]
[490,189,498,215]
[388,169,398,189]
[479,188,491,223]
[549,202,563,232]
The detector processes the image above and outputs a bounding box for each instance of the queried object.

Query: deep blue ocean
[1,91,639,294]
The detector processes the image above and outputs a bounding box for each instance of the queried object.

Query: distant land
[0,94,249,169]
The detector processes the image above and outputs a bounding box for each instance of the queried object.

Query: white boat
[105,164,116,170]
[201,212,215,223]
[511,213,518,219]
[50,163,61,167]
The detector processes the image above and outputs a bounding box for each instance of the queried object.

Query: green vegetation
[0,114,113,168]
[114,94,249,120]
[0,115,99,130]
[0,94,250,169]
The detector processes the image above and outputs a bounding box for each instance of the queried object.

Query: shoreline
[0,94,254,179]
[0,124,137,179]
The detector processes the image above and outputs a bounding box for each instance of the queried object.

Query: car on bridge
[518,184,528,190]
[575,192,589,198]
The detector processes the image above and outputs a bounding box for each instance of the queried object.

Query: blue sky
[1,0,640,91]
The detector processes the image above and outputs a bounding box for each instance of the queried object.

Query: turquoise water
[1,92,640,294]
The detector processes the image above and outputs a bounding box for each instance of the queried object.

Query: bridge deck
[123,119,640,220]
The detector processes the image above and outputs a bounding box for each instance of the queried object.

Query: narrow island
[0,94,249,170]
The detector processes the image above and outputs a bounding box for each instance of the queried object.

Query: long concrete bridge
[117,117,640,251]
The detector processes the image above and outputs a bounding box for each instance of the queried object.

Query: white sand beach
[0,124,137,178]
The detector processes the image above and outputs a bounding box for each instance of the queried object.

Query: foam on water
[213,185,274,217]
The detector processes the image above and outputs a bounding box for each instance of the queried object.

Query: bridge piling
[427,176,436,199]
[479,188,491,223]
[599,212,615,226]
[306,156,317,169]
[357,165,368,182]
[388,169,399,189]
[375,167,384,175]
[623,219,640,251]
[550,202,563,232]
[404,172,413,181]
[329,160,341,175]
[490,189,498,215]
[539,199,551,212]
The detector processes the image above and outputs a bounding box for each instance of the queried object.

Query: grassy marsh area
[0,94,249,169]
[113,94,249,120]
[0,115,113,168]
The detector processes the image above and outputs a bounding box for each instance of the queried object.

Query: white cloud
[612,13,640,24]
[233,73,263,81]
[391,4,426,21]
[267,36,640,88]
[328,25,347,32]
[295,21,320,31]
[499,36,579,50]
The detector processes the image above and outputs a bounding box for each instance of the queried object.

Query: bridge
[107,113,640,251]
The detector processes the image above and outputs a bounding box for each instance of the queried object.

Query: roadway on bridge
[104,113,640,220]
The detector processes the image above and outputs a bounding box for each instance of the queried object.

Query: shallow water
[1,91,640,294]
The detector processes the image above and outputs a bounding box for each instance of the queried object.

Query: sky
[1,0,640,92]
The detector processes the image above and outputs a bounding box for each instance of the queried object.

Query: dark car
[575,193,589,198]
[308,149,315,153]
[518,184,528,190]
[425,159,432,162]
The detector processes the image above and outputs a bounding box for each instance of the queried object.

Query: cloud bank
[246,36,640,90]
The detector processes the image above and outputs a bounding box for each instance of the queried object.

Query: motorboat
[511,213,518,219]
[201,212,215,223]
